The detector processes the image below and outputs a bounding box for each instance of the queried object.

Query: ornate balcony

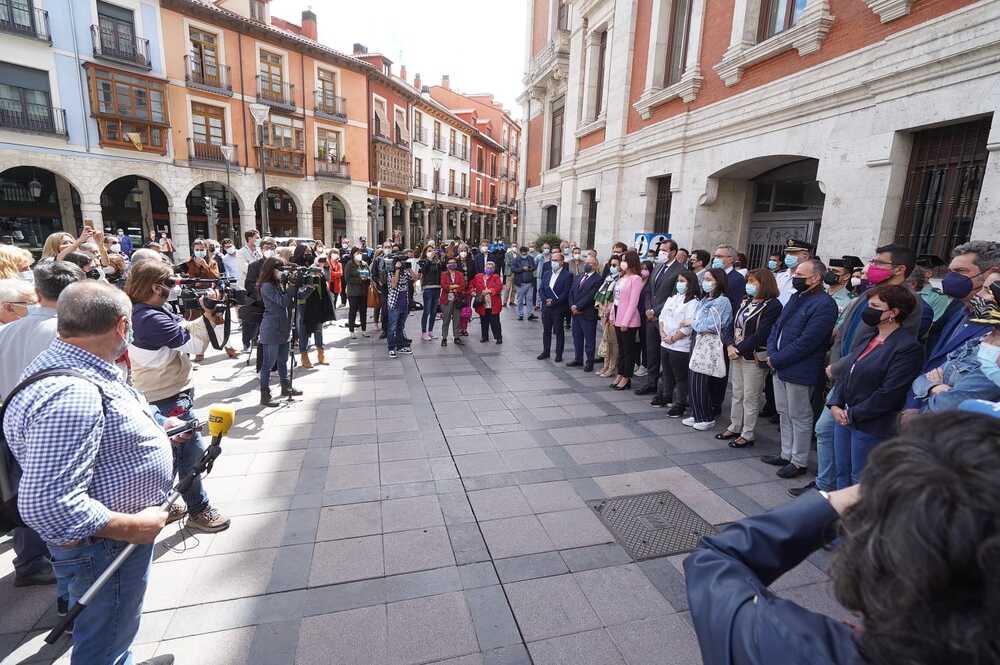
[185,56,232,96]
[187,138,237,166]
[315,158,350,180]
[258,145,304,176]
[91,24,150,70]
[0,99,66,137]
[523,29,570,90]
[0,0,50,42]
[257,76,295,110]
[314,90,346,122]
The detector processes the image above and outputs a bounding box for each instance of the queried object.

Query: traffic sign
[634,232,672,256]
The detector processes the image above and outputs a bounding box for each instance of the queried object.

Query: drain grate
[588,491,717,560]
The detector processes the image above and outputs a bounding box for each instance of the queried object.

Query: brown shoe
[186,506,231,533]
[300,352,313,369]
[225,346,239,359]
[166,499,188,525]
[316,347,329,365]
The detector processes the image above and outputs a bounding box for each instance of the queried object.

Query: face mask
[460,251,468,259]
[225,247,236,255]
[609,266,619,276]
[573,253,581,259]
[977,342,1000,386]
[447,263,458,270]
[542,248,550,255]
[102,265,116,275]
[711,258,725,270]
[638,268,649,279]
[551,261,562,271]
[823,272,841,286]
[110,243,122,254]
[867,265,893,285]
[702,280,714,294]
[582,263,594,274]
[657,251,670,264]
[767,260,779,271]
[785,255,799,269]
[850,276,862,288]
[194,250,206,258]
[676,281,688,295]
[746,283,758,297]
[342,242,349,248]
[520,252,528,257]
[263,249,275,259]
[941,271,974,299]
[353,254,363,263]
[117,320,133,357]
[426,252,434,259]
[19,269,34,283]
[792,276,809,292]
[480,246,488,252]
[861,305,886,327]
[86,268,102,280]
[484,268,494,275]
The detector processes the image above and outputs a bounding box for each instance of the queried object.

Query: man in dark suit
[566,254,602,371]
[636,239,682,395]
[537,250,573,362]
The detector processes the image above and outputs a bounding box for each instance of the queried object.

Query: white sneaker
[682,417,696,427]
[692,420,716,431]
[351,332,358,339]
[388,350,397,359]
[634,365,648,377]
[362,331,370,338]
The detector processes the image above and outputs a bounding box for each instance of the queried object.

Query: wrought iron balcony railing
[188,138,237,165]
[315,158,350,180]
[0,0,50,42]
[0,99,66,137]
[256,76,295,110]
[185,56,232,96]
[314,90,346,122]
[92,24,150,69]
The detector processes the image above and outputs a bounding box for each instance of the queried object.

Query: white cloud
[268,0,527,117]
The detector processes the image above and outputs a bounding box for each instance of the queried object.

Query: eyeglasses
[868,258,896,268]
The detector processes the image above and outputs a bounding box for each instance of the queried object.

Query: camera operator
[345,247,371,339]
[685,411,1000,665]
[291,242,334,368]
[124,261,230,532]
[257,257,304,406]
[385,251,418,359]
[4,280,189,665]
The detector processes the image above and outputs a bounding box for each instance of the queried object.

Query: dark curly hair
[831,412,1000,665]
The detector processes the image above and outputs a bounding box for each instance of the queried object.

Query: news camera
[279,265,324,288]
[173,276,238,315]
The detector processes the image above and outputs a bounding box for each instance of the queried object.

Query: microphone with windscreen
[46,405,237,644]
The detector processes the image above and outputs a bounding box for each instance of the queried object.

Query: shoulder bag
[689,306,727,378]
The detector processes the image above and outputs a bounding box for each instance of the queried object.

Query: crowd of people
[1,222,999,665]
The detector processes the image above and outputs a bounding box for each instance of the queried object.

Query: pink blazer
[613,274,643,328]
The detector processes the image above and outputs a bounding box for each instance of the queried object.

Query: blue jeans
[296,307,324,352]
[387,293,409,351]
[832,421,881,488]
[150,391,209,515]
[259,342,290,391]
[516,283,532,318]
[49,539,153,665]
[421,288,440,333]
[814,394,836,492]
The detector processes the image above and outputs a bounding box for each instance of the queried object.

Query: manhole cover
[588,491,717,560]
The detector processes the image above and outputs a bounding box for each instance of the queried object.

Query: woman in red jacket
[439,257,466,347]
[469,260,504,344]
[328,254,344,307]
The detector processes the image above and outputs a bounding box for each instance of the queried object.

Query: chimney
[421,85,430,94]
[400,65,407,83]
[353,43,368,55]
[441,74,450,89]
[414,73,421,90]
[300,9,317,40]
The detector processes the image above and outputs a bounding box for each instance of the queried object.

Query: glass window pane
[666,0,691,85]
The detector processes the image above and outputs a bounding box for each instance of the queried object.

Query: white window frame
[314,124,345,161]
[713,0,835,86]
[372,93,389,139]
[579,22,611,127]
[393,105,409,143]
[633,0,707,119]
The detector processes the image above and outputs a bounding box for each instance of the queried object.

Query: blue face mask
[745,283,758,297]
[784,255,799,269]
[767,260,779,271]
[702,280,714,294]
[978,342,1000,387]
[676,281,688,295]
[711,258,725,270]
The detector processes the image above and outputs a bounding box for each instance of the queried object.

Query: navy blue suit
[685,493,863,665]
[569,271,601,365]
[540,268,573,358]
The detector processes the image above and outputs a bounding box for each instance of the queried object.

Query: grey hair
[33,260,84,301]
[130,248,165,265]
[0,277,36,304]
[953,241,1000,273]
[803,258,828,279]
[57,281,131,337]
[716,244,737,258]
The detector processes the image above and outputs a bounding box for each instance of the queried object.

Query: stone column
[323,195,334,246]
[55,175,79,234]
[137,179,155,239]
[422,208,430,241]
[78,202,103,236]
[239,210,257,241]
[168,206,192,261]
[402,199,413,250]
[382,197,394,245]
[297,211,312,239]
[463,211,471,241]
[491,214,498,240]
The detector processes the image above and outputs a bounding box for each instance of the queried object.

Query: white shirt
[549,266,561,291]
[776,270,794,305]
[235,245,262,289]
[658,294,698,352]
[0,306,58,399]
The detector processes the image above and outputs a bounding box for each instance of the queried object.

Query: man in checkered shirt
[4,281,181,665]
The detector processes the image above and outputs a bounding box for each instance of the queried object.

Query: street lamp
[219,144,236,243]
[432,156,442,239]
[248,102,271,235]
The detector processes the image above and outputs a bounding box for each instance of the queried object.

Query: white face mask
[194,250,206,258]
[225,247,236,255]
[110,243,122,254]
[354,254,363,263]
[426,252,434,259]
[19,269,34,283]
[263,249,275,259]
[460,251,468,259]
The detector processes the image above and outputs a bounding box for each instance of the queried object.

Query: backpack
[0,369,105,535]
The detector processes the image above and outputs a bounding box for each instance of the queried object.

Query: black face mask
[792,276,810,292]
[861,305,886,327]
[823,272,841,286]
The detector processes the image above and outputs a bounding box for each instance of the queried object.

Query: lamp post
[432,156,442,240]
[248,102,271,235]
[219,144,236,243]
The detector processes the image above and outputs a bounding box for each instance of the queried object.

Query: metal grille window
[894,117,990,258]
[653,176,672,234]
[549,99,564,169]
[544,205,558,234]
[585,190,598,249]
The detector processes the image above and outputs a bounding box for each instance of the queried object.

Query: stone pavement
[1,305,851,665]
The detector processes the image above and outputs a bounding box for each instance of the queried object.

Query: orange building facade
[519,0,999,262]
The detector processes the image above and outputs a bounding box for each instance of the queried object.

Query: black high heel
[729,437,755,448]
[614,380,632,391]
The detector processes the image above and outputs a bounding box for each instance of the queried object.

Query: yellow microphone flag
[207,406,235,438]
